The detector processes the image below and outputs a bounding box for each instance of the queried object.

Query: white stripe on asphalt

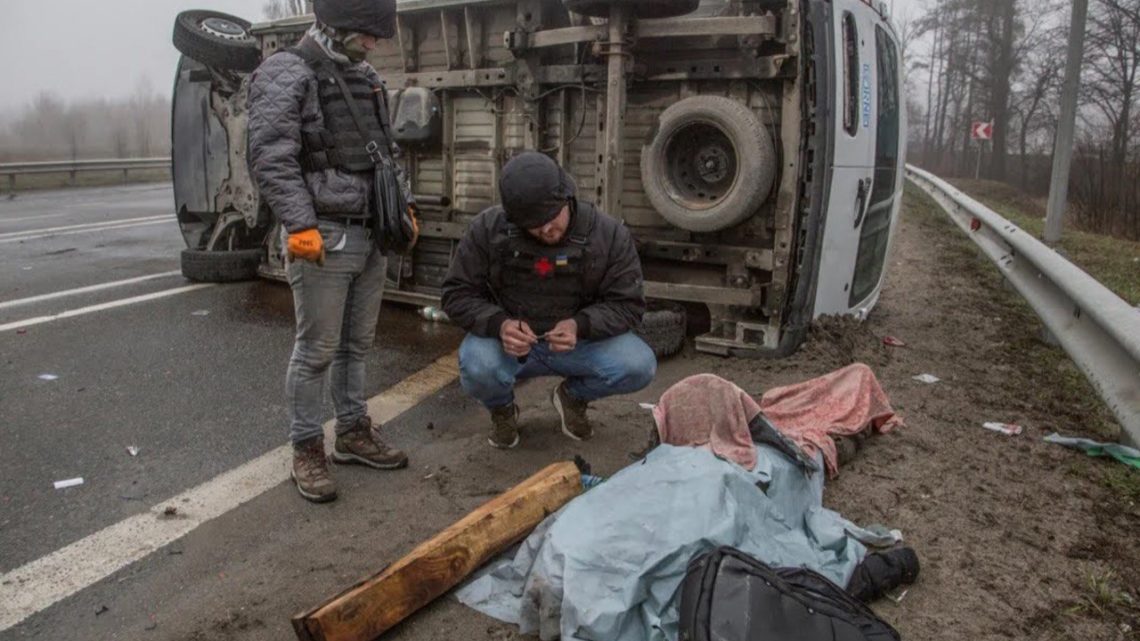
[0,284,214,332]
[0,219,171,244]
[0,351,460,631]
[0,214,171,239]
[0,271,182,311]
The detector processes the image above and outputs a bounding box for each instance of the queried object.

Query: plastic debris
[38,373,59,381]
[419,306,449,322]
[886,589,909,604]
[1045,433,1140,469]
[127,446,140,457]
[581,474,605,490]
[882,336,907,347]
[53,477,84,490]
[982,422,1023,436]
[638,402,656,410]
[912,374,940,384]
[190,310,210,317]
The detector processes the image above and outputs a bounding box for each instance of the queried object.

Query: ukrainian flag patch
[556,255,569,267]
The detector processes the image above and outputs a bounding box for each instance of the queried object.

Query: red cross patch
[534,256,554,278]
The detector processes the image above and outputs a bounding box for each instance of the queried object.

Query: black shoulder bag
[327,67,418,254]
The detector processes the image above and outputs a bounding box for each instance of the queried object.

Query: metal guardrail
[906,164,1140,447]
[0,158,171,189]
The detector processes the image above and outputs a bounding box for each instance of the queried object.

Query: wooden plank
[292,462,582,641]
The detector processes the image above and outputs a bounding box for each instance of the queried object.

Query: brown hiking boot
[292,438,337,503]
[552,382,592,441]
[488,404,521,449]
[331,416,409,470]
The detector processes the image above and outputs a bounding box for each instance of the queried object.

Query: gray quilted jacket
[247,36,412,233]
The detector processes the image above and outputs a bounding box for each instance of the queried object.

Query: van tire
[564,0,700,19]
[641,96,776,233]
[173,10,261,73]
[181,248,262,283]
[637,301,687,358]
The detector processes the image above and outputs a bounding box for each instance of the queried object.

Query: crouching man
[441,152,657,449]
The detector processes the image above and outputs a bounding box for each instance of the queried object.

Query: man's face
[527,204,571,245]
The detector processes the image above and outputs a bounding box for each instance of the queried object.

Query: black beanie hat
[499,152,577,229]
[313,0,398,39]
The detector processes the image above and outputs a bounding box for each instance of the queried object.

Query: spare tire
[636,301,687,358]
[564,0,700,19]
[173,10,261,73]
[181,248,262,282]
[641,96,776,233]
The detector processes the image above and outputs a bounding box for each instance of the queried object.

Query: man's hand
[500,319,539,357]
[406,204,420,251]
[546,318,578,353]
[287,228,325,265]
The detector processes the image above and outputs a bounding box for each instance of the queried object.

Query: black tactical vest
[490,204,597,335]
[289,39,390,174]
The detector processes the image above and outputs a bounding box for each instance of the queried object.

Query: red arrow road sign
[971,121,994,140]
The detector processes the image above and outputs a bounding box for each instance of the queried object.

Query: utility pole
[1044,0,1088,244]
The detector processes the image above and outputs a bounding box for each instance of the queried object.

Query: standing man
[248,0,414,503]
[442,152,656,449]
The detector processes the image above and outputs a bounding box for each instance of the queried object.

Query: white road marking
[0,271,182,311]
[0,214,171,239]
[0,352,460,631]
[0,284,215,332]
[0,219,172,244]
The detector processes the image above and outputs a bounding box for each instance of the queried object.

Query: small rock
[163,506,177,517]
[426,422,435,431]
[95,605,108,616]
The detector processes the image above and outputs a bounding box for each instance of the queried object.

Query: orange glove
[287,228,325,265]
[407,205,420,251]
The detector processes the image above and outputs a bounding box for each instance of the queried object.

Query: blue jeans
[458,332,657,409]
[285,221,387,445]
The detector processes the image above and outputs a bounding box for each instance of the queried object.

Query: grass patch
[1103,467,1140,505]
[903,185,1121,439]
[948,179,1140,305]
[1063,569,1135,618]
[0,168,171,193]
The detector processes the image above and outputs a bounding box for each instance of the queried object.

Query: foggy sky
[0,0,921,115]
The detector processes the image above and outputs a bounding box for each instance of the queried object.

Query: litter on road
[126,446,140,457]
[190,309,210,317]
[981,422,1023,436]
[53,477,84,490]
[882,335,907,347]
[1045,433,1140,469]
[37,373,59,381]
[912,373,940,384]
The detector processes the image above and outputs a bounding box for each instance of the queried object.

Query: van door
[812,2,879,316]
[847,25,904,313]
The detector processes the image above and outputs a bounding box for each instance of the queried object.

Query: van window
[842,13,859,136]
[849,25,901,306]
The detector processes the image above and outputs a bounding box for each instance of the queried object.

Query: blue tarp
[457,444,871,641]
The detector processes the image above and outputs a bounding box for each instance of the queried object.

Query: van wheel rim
[664,123,737,210]
[200,17,249,41]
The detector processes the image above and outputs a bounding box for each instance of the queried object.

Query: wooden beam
[292,462,582,641]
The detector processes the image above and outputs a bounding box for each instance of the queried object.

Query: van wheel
[173,10,260,73]
[641,96,776,233]
[637,301,687,359]
[181,248,262,283]
[563,0,700,19]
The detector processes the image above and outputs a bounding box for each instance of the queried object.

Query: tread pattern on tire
[637,302,687,358]
[564,0,700,19]
[172,10,261,73]
[181,248,262,283]
[640,95,776,233]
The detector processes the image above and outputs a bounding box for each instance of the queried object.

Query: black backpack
[678,547,901,641]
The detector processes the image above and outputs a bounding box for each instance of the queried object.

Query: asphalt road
[0,184,468,639]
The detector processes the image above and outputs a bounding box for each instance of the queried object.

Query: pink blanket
[760,363,903,476]
[653,364,902,476]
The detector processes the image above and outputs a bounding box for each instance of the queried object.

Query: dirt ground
[168,186,1139,641]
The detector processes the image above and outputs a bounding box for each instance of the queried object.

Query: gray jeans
[286,221,387,445]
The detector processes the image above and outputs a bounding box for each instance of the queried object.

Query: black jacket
[441,203,646,340]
